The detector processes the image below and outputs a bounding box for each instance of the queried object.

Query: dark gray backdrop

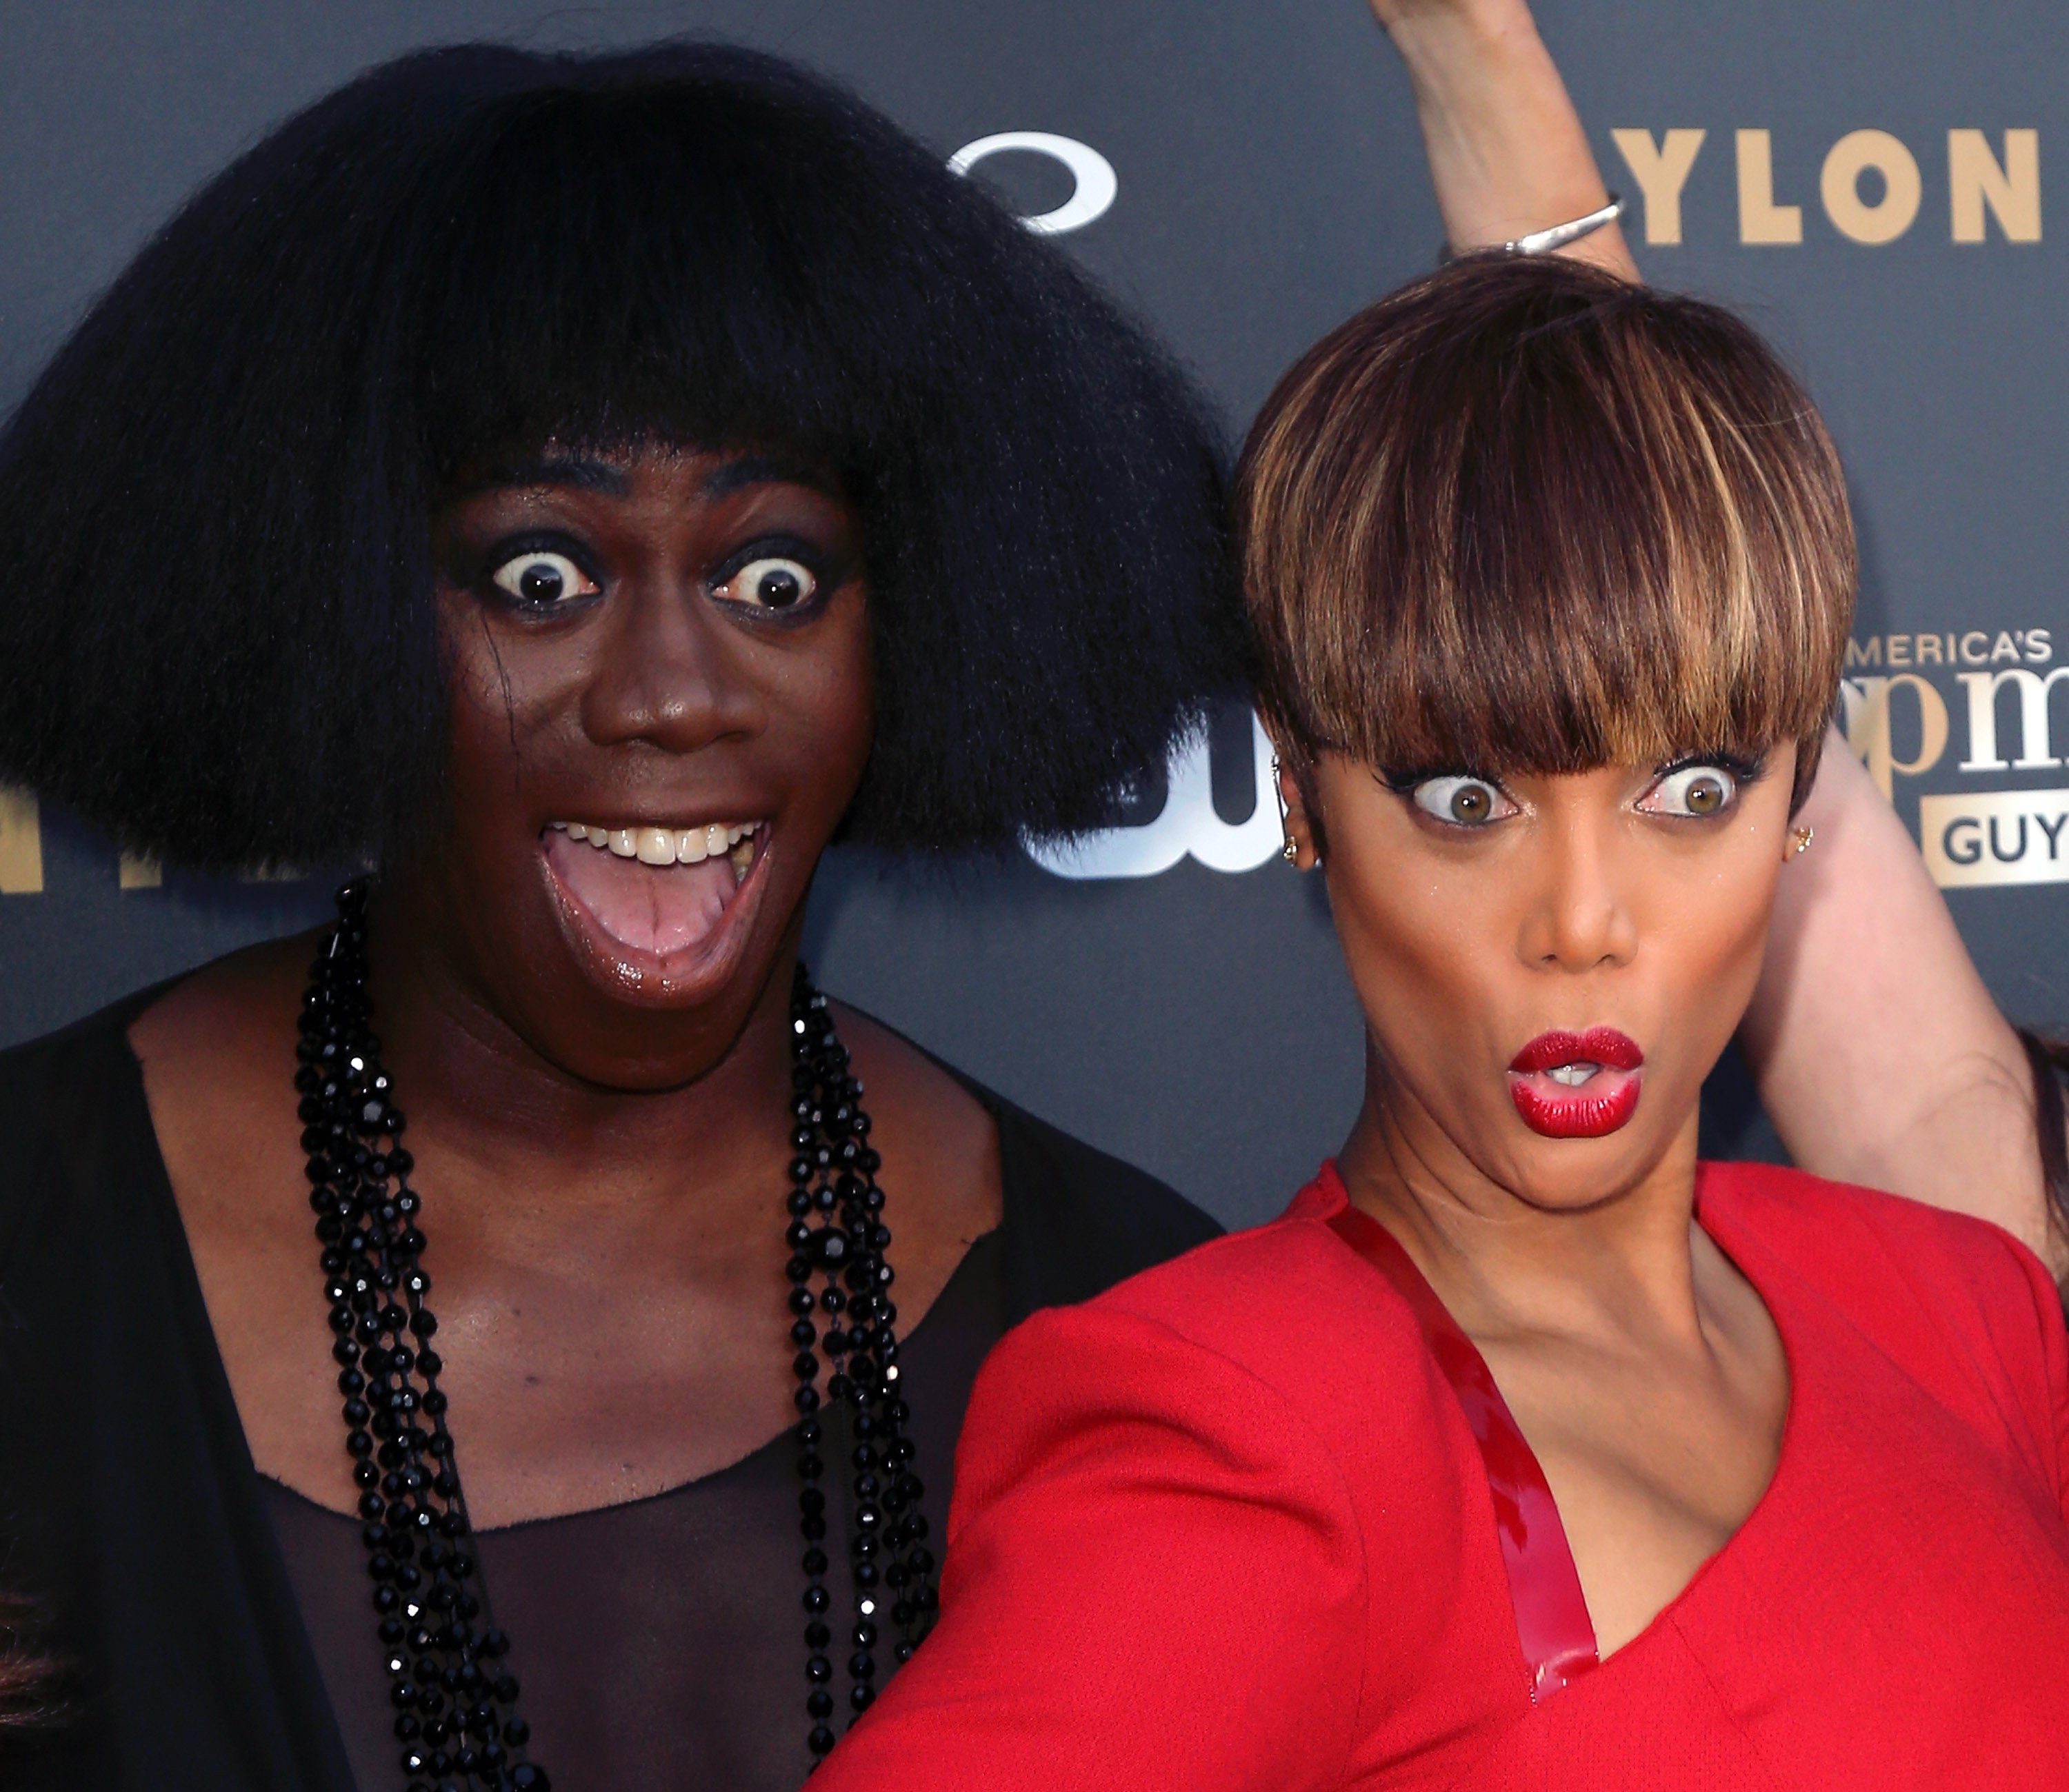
[0,1,2062,1227]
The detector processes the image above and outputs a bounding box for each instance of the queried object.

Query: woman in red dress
[814,257,2069,1788]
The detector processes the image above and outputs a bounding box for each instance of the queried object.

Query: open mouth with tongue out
[537,816,771,1001]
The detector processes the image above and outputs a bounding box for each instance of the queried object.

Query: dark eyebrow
[699,454,838,501]
[454,456,633,499]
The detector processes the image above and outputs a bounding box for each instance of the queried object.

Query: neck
[361,894,802,1260]
[1335,1045,1708,1348]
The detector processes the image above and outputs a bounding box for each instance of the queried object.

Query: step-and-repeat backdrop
[0,0,2061,1227]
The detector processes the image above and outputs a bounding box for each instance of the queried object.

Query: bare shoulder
[126,932,318,1241]
[126,930,317,1081]
[828,1003,1003,1246]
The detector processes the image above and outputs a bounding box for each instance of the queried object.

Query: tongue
[543,832,739,958]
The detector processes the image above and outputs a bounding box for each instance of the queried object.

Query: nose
[579,572,766,754]
[1516,805,1639,974]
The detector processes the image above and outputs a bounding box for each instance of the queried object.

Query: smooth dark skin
[1278,745,1795,1656]
[130,445,1002,1529]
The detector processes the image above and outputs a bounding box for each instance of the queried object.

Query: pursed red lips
[536,814,774,1005]
[1506,1026,1644,1139]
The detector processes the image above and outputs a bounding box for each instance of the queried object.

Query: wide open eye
[1410,776,1518,828]
[490,550,598,608]
[1638,763,1739,818]
[714,556,818,611]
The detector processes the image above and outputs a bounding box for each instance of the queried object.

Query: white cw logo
[1028,714,1284,880]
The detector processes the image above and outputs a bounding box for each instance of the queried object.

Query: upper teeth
[1546,1063,1600,1087]
[552,820,763,866]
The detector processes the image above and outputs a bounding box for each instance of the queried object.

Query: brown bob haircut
[1237,256,1855,814]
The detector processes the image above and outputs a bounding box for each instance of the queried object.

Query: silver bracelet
[1442,192,1625,263]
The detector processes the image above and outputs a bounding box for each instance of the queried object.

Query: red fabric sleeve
[814,1300,1369,1792]
[2015,1240,2069,1517]
[1948,1211,2069,1519]
[1928,1202,2069,1521]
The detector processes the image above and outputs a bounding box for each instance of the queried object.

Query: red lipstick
[1507,1027,1643,1139]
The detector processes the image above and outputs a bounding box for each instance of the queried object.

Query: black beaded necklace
[296,878,937,1791]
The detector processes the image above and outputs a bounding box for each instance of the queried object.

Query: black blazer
[0,993,1219,1790]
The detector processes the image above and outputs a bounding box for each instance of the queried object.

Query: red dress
[819,1162,2069,1790]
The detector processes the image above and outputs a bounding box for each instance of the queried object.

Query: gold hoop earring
[1789,825,1815,858]
[1282,835,1299,865]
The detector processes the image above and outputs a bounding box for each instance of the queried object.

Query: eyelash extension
[466,534,604,625]
[466,530,601,596]
[709,534,839,587]
[1655,749,1768,785]
[1381,754,1768,798]
[1376,765,1495,794]
[707,536,852,630]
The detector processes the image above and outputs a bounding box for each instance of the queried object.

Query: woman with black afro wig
[0,41,1239,868]
[5,9,2002,1792]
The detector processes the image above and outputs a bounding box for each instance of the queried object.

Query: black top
[259,1227,1010,1792]
[0,990,1219,1791]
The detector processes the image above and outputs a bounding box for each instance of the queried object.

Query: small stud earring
[1282,834,1299,865]
[1789,825,1815,858]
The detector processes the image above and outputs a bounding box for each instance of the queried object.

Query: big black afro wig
[0,41,1242,872]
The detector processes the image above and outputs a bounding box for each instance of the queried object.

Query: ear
[1268,729,1323,872]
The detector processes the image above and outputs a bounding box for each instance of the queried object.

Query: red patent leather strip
[1328,1199,1600,1700]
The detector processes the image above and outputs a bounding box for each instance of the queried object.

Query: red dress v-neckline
[1315,1158,1806,1714]
[1324,1189,1601,1700]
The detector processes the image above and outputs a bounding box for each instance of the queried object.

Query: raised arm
[1372,0,1639,279]
[1741,733,2066,1276]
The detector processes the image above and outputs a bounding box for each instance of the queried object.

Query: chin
[1497,1123,1686,1214]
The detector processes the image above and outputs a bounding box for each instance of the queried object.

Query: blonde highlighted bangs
[1237,257,1855,811]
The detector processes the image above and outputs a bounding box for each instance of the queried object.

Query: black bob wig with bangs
[0,41,1241,871]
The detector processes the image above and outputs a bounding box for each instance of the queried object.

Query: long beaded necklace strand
[297,879,938,1792]
[784,969,938,1761]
